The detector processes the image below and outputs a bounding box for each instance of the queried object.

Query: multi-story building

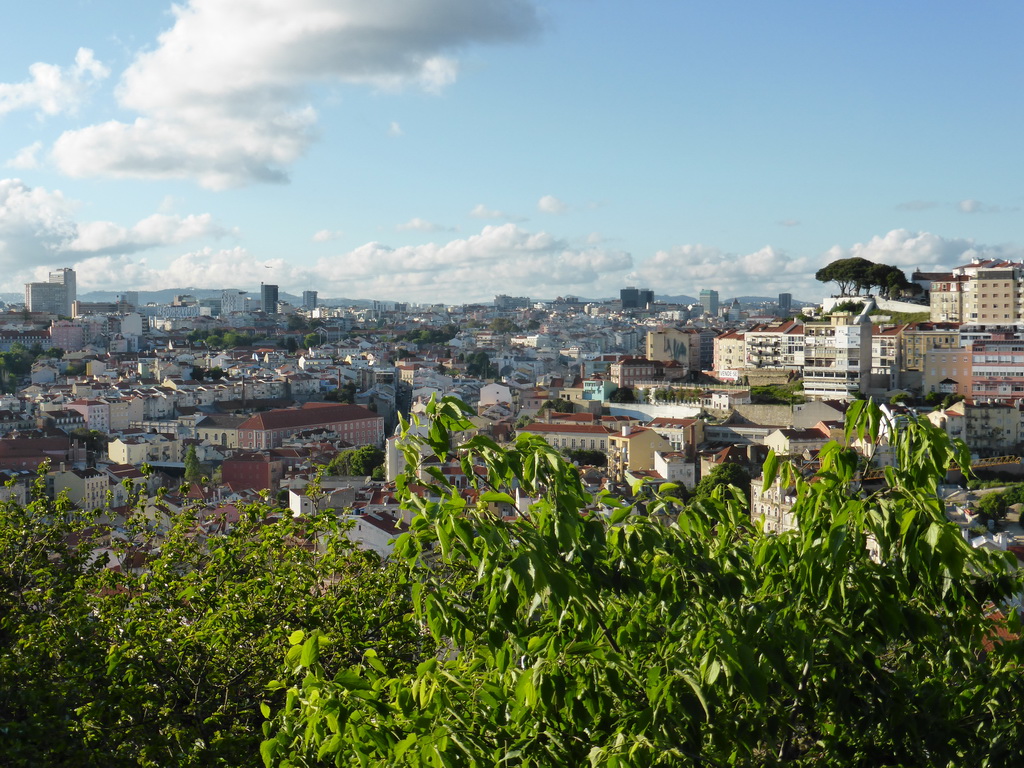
[929,259,1024,323]
[48,465,106,510]
[49,267,76,316]
[699,289,719,317]
[963,402,1020,456]
[236,402,383,450]
[713,330,745,376]
[646,417,704,454]
[620,287,654,310]
[261,283,279,315]
[923,347,973,397]
[302,290,318,311]
[968,336,1024,402]
[518,422,610,452]
[744,320,804,370]
[929,274,970,322]
[25,282,65,315]
[607,425,672,481]
[646,328,701,373]
[608,357,664,389]
[900,322,961,372]
[221,289,248,314]
[494,294,531,311]
[802,307,872,401]
[750,478,800,534]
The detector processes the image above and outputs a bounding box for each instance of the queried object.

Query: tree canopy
[4,399,1024,766]
[263,398,1024,766]
[815,257,916,299]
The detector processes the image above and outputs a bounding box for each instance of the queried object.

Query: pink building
[50,320,86,352]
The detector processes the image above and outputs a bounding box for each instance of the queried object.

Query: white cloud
[397,217,447,232]
[388,121,403,136]
[309,223,631,302]
[73,247,309,293]
[0,178,225,284]
[956,198,1014,214]
[626,244,812,298]
[6,142,43,170]
[820,229,997,270]
[777,219,800,227]
[0,48,109,117]
[538,194,567,214]
[51,0,540,189]
[312,229,343,242]
[65,213,228,255]
[469,202,524,221]
[0,179,78,267]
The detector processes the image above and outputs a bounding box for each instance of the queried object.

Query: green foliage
[400,324,459,345]
[541,398,574,414]
[184,443,203,484]
[870,310,930,324]
[325,381,357,404]
[815,257,916,299]
[0,482,427,766]
[652,386,704,404]
[609,386,635,403]
[750,383,805,405]
[488,317,519,334]
[829,299,866,314]
[563,448,608,467]
[465,350,496,378]
[328,445,385,478]
[264,398,1024,766]
[691,461,751,502]
[972,483,1024,521]
[187,329,257,349]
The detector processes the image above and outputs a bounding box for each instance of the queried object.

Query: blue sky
[1,0,1021,304]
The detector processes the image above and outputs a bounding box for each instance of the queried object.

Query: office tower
[24,282,65,315]
[699,289,719,316]
[302,290,318,310]
[49,268,76,316]
[778,293,792,314]
[25,266,76,316]
[221,289,247,314]
[124,291,139,309]
[621,287,654,310]
[261,283,279,314]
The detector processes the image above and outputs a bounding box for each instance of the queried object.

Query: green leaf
[300,635,319,667]
[761,449,778,492]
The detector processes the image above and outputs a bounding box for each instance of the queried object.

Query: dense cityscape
[0,257,1021,552]
[4,1,1024,764]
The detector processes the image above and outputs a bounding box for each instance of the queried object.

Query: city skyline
[1,1,1022,304]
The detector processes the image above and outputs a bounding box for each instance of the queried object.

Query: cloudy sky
[2,1,1022,303]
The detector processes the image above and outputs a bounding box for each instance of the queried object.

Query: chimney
[621,424,632,437]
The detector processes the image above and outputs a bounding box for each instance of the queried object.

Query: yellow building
[607,425,672,481]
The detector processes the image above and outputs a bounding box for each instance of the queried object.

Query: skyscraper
[302,290,318,311]
[699,289,719,316]
[25,266,76,316]
[778,293,792,314]
[620,287,654,309]
[261,283,279,315]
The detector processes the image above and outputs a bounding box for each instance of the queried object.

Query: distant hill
[0,288,374,308]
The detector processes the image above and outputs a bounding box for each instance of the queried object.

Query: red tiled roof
[238,403,379,431]
[522,423,612,435]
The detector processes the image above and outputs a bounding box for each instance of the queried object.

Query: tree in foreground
[0,481,428,766]
[264,398,1024,766]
